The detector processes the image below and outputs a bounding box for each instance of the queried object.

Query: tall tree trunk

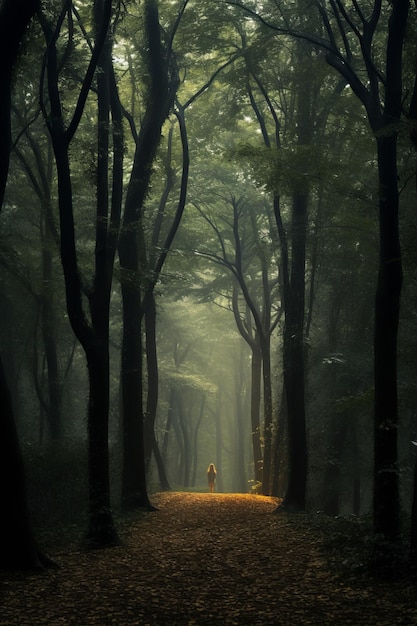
[119,0,175,509]
[322,414,349,516]
[276,36,311,510]
[370,0,408,546]
[120,270,151,508]
[85,342,118,547]
[39,0,120,546]
[144,292,171,492]
[162,389,174,461]
[0,356,49,569]
[280,191,308,510]
[84,6,122,544]
[176,395,191,488]
[373,133,402,541]
[0,0,47,570]
[215,389,224,492]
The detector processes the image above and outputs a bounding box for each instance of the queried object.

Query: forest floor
[1,492,417,625]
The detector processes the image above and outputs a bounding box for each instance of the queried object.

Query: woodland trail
[1,492,416,625]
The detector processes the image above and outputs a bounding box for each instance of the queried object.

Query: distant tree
[316,196,376,516]
[228,23,313,505]
[11,107,64,442]
[193,195,281,494]
[163,335,205,489]
[232,340,250,492]
[154,296,228,490]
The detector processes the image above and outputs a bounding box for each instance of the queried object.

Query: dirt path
[1,492,416,625]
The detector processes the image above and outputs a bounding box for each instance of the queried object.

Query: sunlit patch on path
[1,492,416,625]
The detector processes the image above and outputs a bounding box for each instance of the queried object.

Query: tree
[142,109,189,491]
[313,0,411,547]
[192,193,281,494]
[0,0,51,570]
[38,0,120,547]
[11,105,64,442]
[118,0,180,509]
[274,33,317,510]
[228,13,323,507]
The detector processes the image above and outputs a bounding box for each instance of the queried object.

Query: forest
[1,0,417,586]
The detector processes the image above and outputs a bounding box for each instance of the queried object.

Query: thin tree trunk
[234,348,247,493]
[215,390,224,493]
[261,335,273,495]
[250,344,263,486]
[152,436,171,491]
[144,291,171,492]
[322,415,349,516]
[40,227,62,441]
[177,396,191,488]
[162,390,174,461]
[191,396,206,488]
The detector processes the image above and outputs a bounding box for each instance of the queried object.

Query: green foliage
[231,142,341,195]
[165,369,218,395]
